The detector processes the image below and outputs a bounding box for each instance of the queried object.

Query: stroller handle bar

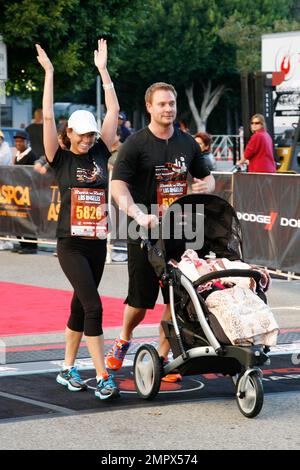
[193,268,262,288]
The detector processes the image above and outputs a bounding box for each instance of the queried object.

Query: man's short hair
[145,82,177,104]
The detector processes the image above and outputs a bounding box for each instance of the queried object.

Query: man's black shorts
[125,243,169,309]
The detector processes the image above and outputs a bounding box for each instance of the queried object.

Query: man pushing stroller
[106,82,215,381]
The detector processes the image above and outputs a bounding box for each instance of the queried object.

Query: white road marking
[271,306,300,310]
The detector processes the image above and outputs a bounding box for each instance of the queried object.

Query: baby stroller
[133,194,272,418]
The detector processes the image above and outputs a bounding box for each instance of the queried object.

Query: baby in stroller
[133,194,279,418]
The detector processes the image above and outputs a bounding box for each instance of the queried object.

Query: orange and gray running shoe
[161,359,182,383]
[106,336,131,370]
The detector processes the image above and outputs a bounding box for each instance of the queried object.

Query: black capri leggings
[57,237,107,336]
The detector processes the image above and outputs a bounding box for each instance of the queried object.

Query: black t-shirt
[112,127,211,244]
[48,139,110,238]
[26,123,45,157]
[112,127,210,209]
[14,149,37,165]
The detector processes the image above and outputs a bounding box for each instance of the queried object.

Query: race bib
[70,187,107,238]
[156,164,187,217]
[157,181,188,217]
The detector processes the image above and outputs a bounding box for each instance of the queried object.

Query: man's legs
[157,304,171,358]
[106,244,180,381]
[157,304,182,383]
[106,304,146,370]
[120,305,147,341]
[106,243,158,370]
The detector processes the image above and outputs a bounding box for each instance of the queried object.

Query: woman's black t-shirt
[48,139,110,238]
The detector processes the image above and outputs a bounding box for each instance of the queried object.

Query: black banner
[0,166,59,239]
[213,172,233,203]
[233,173,300,272]
[1,167,300,272]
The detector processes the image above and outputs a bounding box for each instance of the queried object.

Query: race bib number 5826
[70,187,107,238]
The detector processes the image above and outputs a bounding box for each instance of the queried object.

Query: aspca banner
[233,173,300,272]
[0,166,59,239]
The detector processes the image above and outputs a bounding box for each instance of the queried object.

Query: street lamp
[0,35,8,127]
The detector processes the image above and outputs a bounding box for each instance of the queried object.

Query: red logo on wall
[264,211,278,231]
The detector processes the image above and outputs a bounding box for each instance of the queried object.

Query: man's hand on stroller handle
[134,210,159,229]
[192,177,210,194]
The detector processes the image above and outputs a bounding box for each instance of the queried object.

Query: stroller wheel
[133,344,162,400]
[235,371,264,418]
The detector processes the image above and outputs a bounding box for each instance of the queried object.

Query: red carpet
[0,282,163,336]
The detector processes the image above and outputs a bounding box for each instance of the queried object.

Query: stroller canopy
[160,194,243,263]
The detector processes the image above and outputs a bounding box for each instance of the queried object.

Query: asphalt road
[0,250,300,450]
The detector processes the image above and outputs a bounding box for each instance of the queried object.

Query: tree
[117,0,239,131]
[186,82,226,132]
[2,0,299,132]
[118,0,300,132]
[0,0,146,100]
[219,0,300,73]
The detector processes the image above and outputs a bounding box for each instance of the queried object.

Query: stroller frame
[133,194,270,418]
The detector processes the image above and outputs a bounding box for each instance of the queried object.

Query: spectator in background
[194,132,217,171]
[0,130,13,250]
[12,130,38,254]
[118,111,131,143]
[13,130,37,165]
[108,128,122,173]
[57,115,68,128]
[236,114,276,173]
[0,129,12,165]
[178,120,189,133]
[26,108,45,158]
[125,120,135,134]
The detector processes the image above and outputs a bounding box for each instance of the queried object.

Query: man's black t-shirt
[48,139,110,238]
[112,127,211,244]
[112,126,210,209]
[26,123,45,158]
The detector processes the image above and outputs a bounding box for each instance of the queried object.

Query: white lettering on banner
[280,218,300,228]
[237,212,271,224]
[237,213,300,229]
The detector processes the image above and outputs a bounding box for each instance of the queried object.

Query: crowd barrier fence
[0,167,299,275]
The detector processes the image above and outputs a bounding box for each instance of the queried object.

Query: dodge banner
[233,173,300,272]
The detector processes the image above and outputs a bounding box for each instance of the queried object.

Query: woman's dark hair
[57,122,71,149]
[194,132,212,151]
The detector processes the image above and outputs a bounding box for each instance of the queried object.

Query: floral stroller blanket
[175,249,279,346]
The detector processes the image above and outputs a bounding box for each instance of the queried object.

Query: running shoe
[161,359,182,383]
[95,374,120,400]
[106,336,131,370]
[56,366,87,391]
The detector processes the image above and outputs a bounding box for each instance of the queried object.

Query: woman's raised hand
[94,38,107,71]
[35,44,54,73]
